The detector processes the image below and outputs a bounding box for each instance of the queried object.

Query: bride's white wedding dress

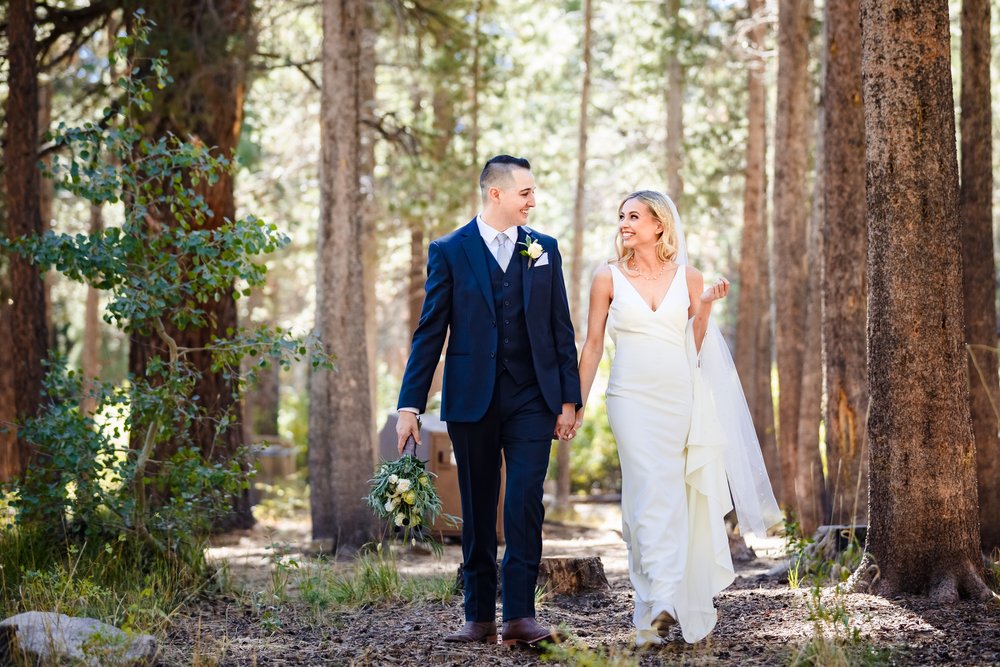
[605,263,736,644]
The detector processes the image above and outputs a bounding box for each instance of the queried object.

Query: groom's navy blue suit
[398,218,581,622]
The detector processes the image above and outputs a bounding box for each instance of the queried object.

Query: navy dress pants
[446,371,556,622]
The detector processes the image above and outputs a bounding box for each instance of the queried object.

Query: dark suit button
[504,319,510,325]
[504,300,510,306]
[504,338,510,344]
[503,281,509,287]
[490,352,496,358]
[491,320,496,327]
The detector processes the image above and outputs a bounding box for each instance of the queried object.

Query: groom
[396,155,581,646]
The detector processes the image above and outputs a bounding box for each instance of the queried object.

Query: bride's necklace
[628,258,672,281]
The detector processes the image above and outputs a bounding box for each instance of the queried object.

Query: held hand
[555,403,578,441]
[396,411,421,455]
[700,276,730,305]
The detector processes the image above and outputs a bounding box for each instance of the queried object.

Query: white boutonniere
[519,234,545,267]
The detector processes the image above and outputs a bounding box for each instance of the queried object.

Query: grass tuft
[789,584,891,667]
[296,550,457,615]
[0,525,207,635]
[540,631,639,667]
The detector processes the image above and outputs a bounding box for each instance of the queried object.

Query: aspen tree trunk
[310,0,377,548]
[959,0,999,553]
[823,0,869,527]
[559,0,594,513]
[771,0,812,508]
[735,0,779,501]
[850,0,990,601]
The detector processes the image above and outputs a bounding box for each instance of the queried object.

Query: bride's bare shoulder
[591,264,614,293]
[684,265,704,285]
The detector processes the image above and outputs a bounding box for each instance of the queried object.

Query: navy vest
[483,239,536,386]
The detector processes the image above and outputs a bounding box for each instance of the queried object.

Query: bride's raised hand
[700,277,730,304]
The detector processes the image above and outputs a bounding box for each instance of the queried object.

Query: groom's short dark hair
[480,155,531,201]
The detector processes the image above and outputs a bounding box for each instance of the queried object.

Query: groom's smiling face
[497,168,537,226]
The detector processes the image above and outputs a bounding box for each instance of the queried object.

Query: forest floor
[158,502,1000,666]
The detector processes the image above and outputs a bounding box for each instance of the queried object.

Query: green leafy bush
[1,12,329,570]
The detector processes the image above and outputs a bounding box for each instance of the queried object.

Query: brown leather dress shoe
[652,610,676,638]
[443,621,497,644]
[501,617,561,648]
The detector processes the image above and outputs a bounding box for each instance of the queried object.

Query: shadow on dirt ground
[158,503,1000,666]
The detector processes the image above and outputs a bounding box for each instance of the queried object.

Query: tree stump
[537,556,610,595]
[455,556,610,596]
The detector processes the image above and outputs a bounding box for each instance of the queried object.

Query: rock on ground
[0,611,157,667]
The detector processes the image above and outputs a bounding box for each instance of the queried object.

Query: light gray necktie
[495,233,512,272]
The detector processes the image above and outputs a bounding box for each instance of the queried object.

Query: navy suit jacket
[397,218,582,423]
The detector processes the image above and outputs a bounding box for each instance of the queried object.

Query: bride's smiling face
[618,198,663,249]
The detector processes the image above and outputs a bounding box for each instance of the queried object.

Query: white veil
[663,194,783,537]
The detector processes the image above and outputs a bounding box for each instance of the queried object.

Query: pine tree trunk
[796,105,825,537]
[80,203,104,418]
[851,0,990,601]
[0,304,14,481]
[360,2,378,435]
[469,0,483,212]
[735,0,778,501]
[0,212,15,482]
[127,0,255,530]
[959,0,998,553]
[560,0,593,513]
[0,154,16,483]
[3,0,49,475]
[771,0,812,508]
[38,80,56,352]
[310,0,376,548]
[408,225,426,337]
[664,0,684,202]
[242,286,280,438]
[823,0,869,528]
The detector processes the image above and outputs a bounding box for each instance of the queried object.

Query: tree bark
[310,0,377,548]
[38,80,56,352]
[560,0,594,513]
[664,0,684,203]
[851,0,990,601]
[469,0,483,212]
[408,225,426,337]
[360,0,378,435]
[0,207,16,483]
[127,0,255,530]
[771,0,812,509]
[959,0,998,553]
[823,0,869,528]
[242,287,280,438]
[735,0,779,502]
[796,103,825,537]
[537,556,610,595]
[3,0,49,474]
[80,203,104,418]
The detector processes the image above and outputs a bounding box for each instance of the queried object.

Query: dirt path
[158,506,1000,666]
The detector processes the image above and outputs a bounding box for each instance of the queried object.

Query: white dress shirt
[476,214,520,265]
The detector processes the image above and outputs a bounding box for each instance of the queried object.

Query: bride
[575,190,781,646]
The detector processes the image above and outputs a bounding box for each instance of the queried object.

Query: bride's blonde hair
[613,190,680,265]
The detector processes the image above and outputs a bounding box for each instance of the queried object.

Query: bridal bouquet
[366,447,444,540]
